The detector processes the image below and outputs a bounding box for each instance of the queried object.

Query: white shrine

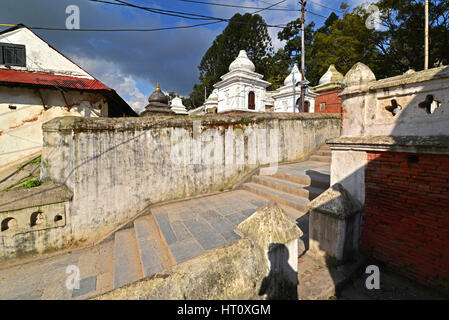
[213,50,271,113]
[170,93,189,115]
[273,64,318,113]
[204,89,219,113]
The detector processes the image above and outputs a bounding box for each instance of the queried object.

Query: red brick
[363,151,449,293]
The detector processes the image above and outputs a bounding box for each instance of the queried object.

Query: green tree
[188,13,273,108]
[376,0,449,73]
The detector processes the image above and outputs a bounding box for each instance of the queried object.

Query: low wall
[40,113,339,245]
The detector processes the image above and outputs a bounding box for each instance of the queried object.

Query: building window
[0,43,26,67]
[320,102,326,111]
[248,91,255,110]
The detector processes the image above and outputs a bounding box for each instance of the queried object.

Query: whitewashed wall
[0,27,93,78]
[0,86,107,168]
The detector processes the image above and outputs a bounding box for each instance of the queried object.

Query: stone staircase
[241,145,332,254]
[109,191,270,291]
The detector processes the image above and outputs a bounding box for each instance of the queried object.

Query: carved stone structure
[140,83,174,116]
[170,93,188,115]
[273,64,318,113]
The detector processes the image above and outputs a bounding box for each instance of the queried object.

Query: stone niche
[0,182,73,260]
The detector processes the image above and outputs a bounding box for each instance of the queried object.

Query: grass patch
[22,179,41,189]
[28,156,41,165]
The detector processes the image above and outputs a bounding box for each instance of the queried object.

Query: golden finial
[156,82,160,90]
[176,93,179,98]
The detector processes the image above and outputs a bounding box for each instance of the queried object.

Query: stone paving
[152,191,268,264]
[0,240,114,300]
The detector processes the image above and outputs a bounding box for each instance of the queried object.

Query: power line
[86,0,287,28]
[252,0,288,14]
[308,0,343,14]
[89,0,221,21]
[29,21,222,32]
[306,9,329,20]
[178,0,298,12]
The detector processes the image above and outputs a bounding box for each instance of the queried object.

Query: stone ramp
[110,190,269,290]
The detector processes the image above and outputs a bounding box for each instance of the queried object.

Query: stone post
[308,183,362,264]
[238,203,303,299]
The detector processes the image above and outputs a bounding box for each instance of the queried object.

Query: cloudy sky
[1,0,370,112]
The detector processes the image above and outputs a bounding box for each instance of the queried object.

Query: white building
[0,24,136,168]
[170,93,189,115]
[213,50,271,113]
[272,64,318,113]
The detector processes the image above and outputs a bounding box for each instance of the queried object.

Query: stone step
[272,170,330,190]
[251,175,325,201]
[309,155,331,163]
[134,215,176,278]
[315,150,332,157]
[242,183,309,213]
[113,228,144,289]
[319,145,331,151]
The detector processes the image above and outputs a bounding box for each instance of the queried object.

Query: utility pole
[424,0,429,70]
[204,87,207,104]
[300,0,306,112]
[292,67,296,112]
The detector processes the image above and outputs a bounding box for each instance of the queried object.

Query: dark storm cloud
[1,0,220,95]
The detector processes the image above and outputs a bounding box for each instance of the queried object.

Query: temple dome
[342,62,376,88]
[148,82,169,105]
[284,64,302,86]
[318,64,344,86]
[229,50,256,72]
[206,89,218,102]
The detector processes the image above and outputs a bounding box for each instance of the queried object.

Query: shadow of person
[259,243,298,300]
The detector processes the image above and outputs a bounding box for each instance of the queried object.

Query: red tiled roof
[0,69,112,91]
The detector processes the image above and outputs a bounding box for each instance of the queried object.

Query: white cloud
[72,55,148,113]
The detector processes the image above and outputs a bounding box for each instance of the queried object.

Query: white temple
[272,64,318,113]
[213,50,271,113]
[170,93,189,115]
[204,89,218,113]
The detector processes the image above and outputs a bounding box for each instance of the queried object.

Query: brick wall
[313,88,342,114]
[362,151,449,293]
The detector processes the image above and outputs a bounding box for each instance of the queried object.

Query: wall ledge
[42,113,341,133]
[327,135,449,154]
[0,182,72,213]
